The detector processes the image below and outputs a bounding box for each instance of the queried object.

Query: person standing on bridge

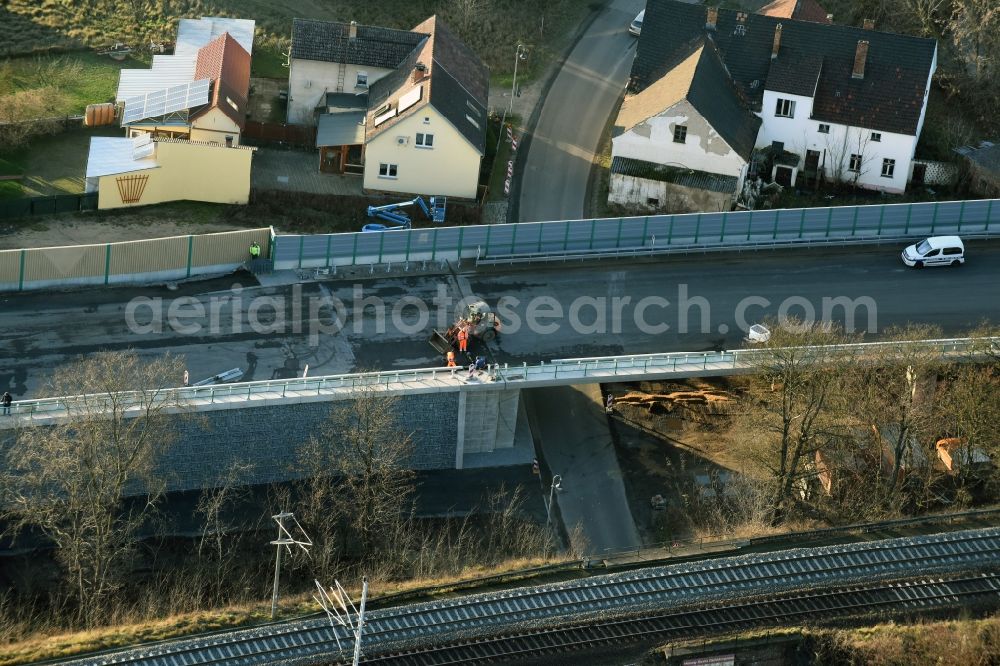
[2,391,12,416]
[457,326,469,353]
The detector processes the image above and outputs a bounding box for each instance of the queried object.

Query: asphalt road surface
[3,243,999,398]
[517,0,644,222]
[524,384,641,553]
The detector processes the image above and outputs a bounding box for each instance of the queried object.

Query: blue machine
[364,195,447,230]
[362,221,411,232]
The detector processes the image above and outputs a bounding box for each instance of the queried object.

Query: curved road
[2,243,999,398]
[517,0,644,222]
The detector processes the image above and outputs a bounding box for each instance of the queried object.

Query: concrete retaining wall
[1,391,459,495]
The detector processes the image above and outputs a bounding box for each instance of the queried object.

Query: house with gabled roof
[84,17,256,210]
[115,17,254,146]
[288,16,488,200]
[610,38,761,211]
[625,1,937,202]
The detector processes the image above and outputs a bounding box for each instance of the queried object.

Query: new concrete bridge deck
[3,243,999,400]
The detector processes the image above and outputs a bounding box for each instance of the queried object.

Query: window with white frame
[818,123,830,134]
[673,125,687,143]
[881,158,895,178]
[415,132,434,148]
[378,163,398,178]
[356,72,368,87]
[871,132,881,142]
[849,154,862,172]
[775,98,796,118]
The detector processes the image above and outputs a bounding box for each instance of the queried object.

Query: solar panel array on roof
[176,17,255,56]
[121,78,211,125]
[116,16,254,101]
[398,85,423,113]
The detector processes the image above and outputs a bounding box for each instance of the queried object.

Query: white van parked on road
[901,236,965,268]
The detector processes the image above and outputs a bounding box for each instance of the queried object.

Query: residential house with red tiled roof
[117,20,254,146]
[85,17,256,209]
[288,15,488,199]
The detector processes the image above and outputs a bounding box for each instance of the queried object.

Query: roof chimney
[349,20,357,40]
[705,7,718,30]
[412,61,427,83]
[771,23,782,59]
[863,18,875,30]
[852,40,869,79]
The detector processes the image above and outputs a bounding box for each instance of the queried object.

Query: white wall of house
[758,88,918,193]
[609,173,734,213]
[190,107,242,145]
[287,58,393,124]
[612,99,747,179]
[363,107,482,199]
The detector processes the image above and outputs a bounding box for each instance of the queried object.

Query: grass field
[0,126,122,199]
[0,0,593,78]
[0,52,144,116]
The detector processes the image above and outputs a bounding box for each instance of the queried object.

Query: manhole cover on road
[277,176,289,184]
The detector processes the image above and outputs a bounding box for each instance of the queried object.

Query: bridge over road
[3,242,1000,401]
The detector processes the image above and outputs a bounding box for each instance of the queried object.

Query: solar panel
[398,85,423,114]
[121,79,212,126]
[373,107,397,127]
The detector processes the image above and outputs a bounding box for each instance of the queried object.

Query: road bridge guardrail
[4,337,996,425]
[272,198,1000,270]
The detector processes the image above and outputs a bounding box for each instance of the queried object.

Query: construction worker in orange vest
[457,325,469,352]
[446,350,457,367]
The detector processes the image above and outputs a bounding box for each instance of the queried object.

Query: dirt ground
[248,77,286,123]
[605,378,746,545]
[0,203,251,249]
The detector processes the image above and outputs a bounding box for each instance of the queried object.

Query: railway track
[61,528,1000,666]
[368,573,1000,665]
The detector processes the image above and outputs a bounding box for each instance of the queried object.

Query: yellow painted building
[294,16,489,200]
[363,106,482,199]
[86,136,254,210]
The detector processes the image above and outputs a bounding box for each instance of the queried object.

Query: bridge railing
[5,337,997,422]
[272,198,1000,269]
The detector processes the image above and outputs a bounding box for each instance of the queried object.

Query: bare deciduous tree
[0,88,66,150]
[733,321,853,524]
[1,351,184,627]
[306,387,415,557]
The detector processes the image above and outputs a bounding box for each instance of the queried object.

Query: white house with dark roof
[287,18,423,125]
[626,1,938,200]
[611,39,761,211]
[288,16,488,199]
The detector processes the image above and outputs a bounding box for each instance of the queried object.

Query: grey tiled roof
[612,156,740,194]
[632,1,937,135]
[686,40,762,160]
[765,52,822,97]
[365,16,487,154]
[291,18,425,68]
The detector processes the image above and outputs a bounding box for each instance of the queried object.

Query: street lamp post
[508,44,528,118]
[546,474,563,527]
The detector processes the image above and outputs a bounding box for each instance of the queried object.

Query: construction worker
[446,350,457,367]
[249,241,261,260]
[457,325,469,353]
